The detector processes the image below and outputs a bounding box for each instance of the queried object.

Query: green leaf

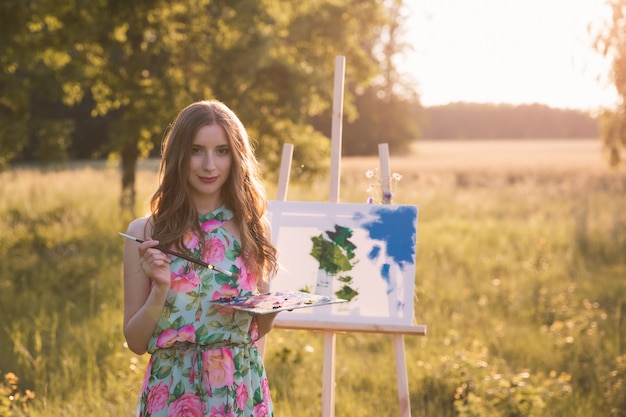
[335,285,358,302]
[310,234,354,274]
[205,331,225,344]
[338,275,353,283]
[171,316,185,329]
[196,325,209,340]
[253,386,263,403]
[214,272,232,285]
[173,380,185,397]
[155,365,172,379]
[326,225,357,260]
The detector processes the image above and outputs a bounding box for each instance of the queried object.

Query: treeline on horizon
[12,100,600,164]
[420,102,599,140]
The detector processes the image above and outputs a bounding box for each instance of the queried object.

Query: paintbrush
[118,232,239,279]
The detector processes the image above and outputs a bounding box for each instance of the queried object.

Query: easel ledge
[273,319,426,335]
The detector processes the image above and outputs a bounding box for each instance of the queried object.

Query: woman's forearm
[255,312,278,339]
[124,286,169,355]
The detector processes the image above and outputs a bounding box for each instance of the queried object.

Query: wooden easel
[270,56,427,417]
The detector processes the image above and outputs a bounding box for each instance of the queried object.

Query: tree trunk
[120,143,139,217]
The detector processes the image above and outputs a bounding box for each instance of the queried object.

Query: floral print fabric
[134,206,273,417]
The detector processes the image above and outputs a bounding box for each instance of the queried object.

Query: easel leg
[322,331,337,417]
[322,54,343,417]
[394,334,411,417]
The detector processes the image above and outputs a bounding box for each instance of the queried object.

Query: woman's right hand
[138,238,172,290]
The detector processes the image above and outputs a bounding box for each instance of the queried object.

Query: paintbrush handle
[118,232,238,278]
[151,245,211,269]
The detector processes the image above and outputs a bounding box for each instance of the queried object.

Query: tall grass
[1,152,625,416]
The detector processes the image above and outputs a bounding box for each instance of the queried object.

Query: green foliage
[593,0,626,167]
[0,0,419,212]
[450,341,573,417]
[310,225,359,300]
[342,88,421,155]
[0,164,154,416]
[1,158,625,416]
[395,167,626,417]
[598,108,626,167]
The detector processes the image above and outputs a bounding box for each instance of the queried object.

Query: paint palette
[212,291,347,315]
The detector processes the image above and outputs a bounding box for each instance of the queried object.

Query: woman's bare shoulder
[126,216,154,239]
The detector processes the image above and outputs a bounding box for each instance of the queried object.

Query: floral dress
[134,206,273,417]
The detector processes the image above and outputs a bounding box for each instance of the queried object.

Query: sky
[401,0,620,111]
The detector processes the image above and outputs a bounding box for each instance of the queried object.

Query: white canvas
[268,201,418,326]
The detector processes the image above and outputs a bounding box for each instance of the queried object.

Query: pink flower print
[146,382,169,414]
[234,258,255,291]
[248,317,259,342]
[183,230,200,250]
[202,348,235,390]
[203,235,226,264]
[156,324,196,348]
[253,401,269,417]
[235,383,249,412]
[195,304,203,322]
[167,392,204,417]
[140,357,154,392]
[176,324,196,343]
[209,404,235,417]
[156,329,178,348]
[201,218,224,234]
[211,285,238,314]
[170,266,201,293]
[213,284,238,299]
[261,377,271,405]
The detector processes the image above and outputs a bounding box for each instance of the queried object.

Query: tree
[594,0,626,167]
[421,103,598,139]
[310,0,422,156]
[341,87,421,155]
[0,0,59,167]
[0,0,417,213]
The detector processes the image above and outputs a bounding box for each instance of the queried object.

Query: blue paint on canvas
[368,245,381,260]
[380,263,392,293]
[360,206,417,270]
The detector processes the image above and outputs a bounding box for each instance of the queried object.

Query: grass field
[1,139,625,416]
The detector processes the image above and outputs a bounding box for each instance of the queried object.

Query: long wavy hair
[148,100,278,285]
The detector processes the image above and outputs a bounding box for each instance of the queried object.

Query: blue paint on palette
[360,206,417,270]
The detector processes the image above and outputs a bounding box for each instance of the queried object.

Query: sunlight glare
[401,0,619,111]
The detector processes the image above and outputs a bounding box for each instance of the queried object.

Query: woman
[123,100,278,417]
